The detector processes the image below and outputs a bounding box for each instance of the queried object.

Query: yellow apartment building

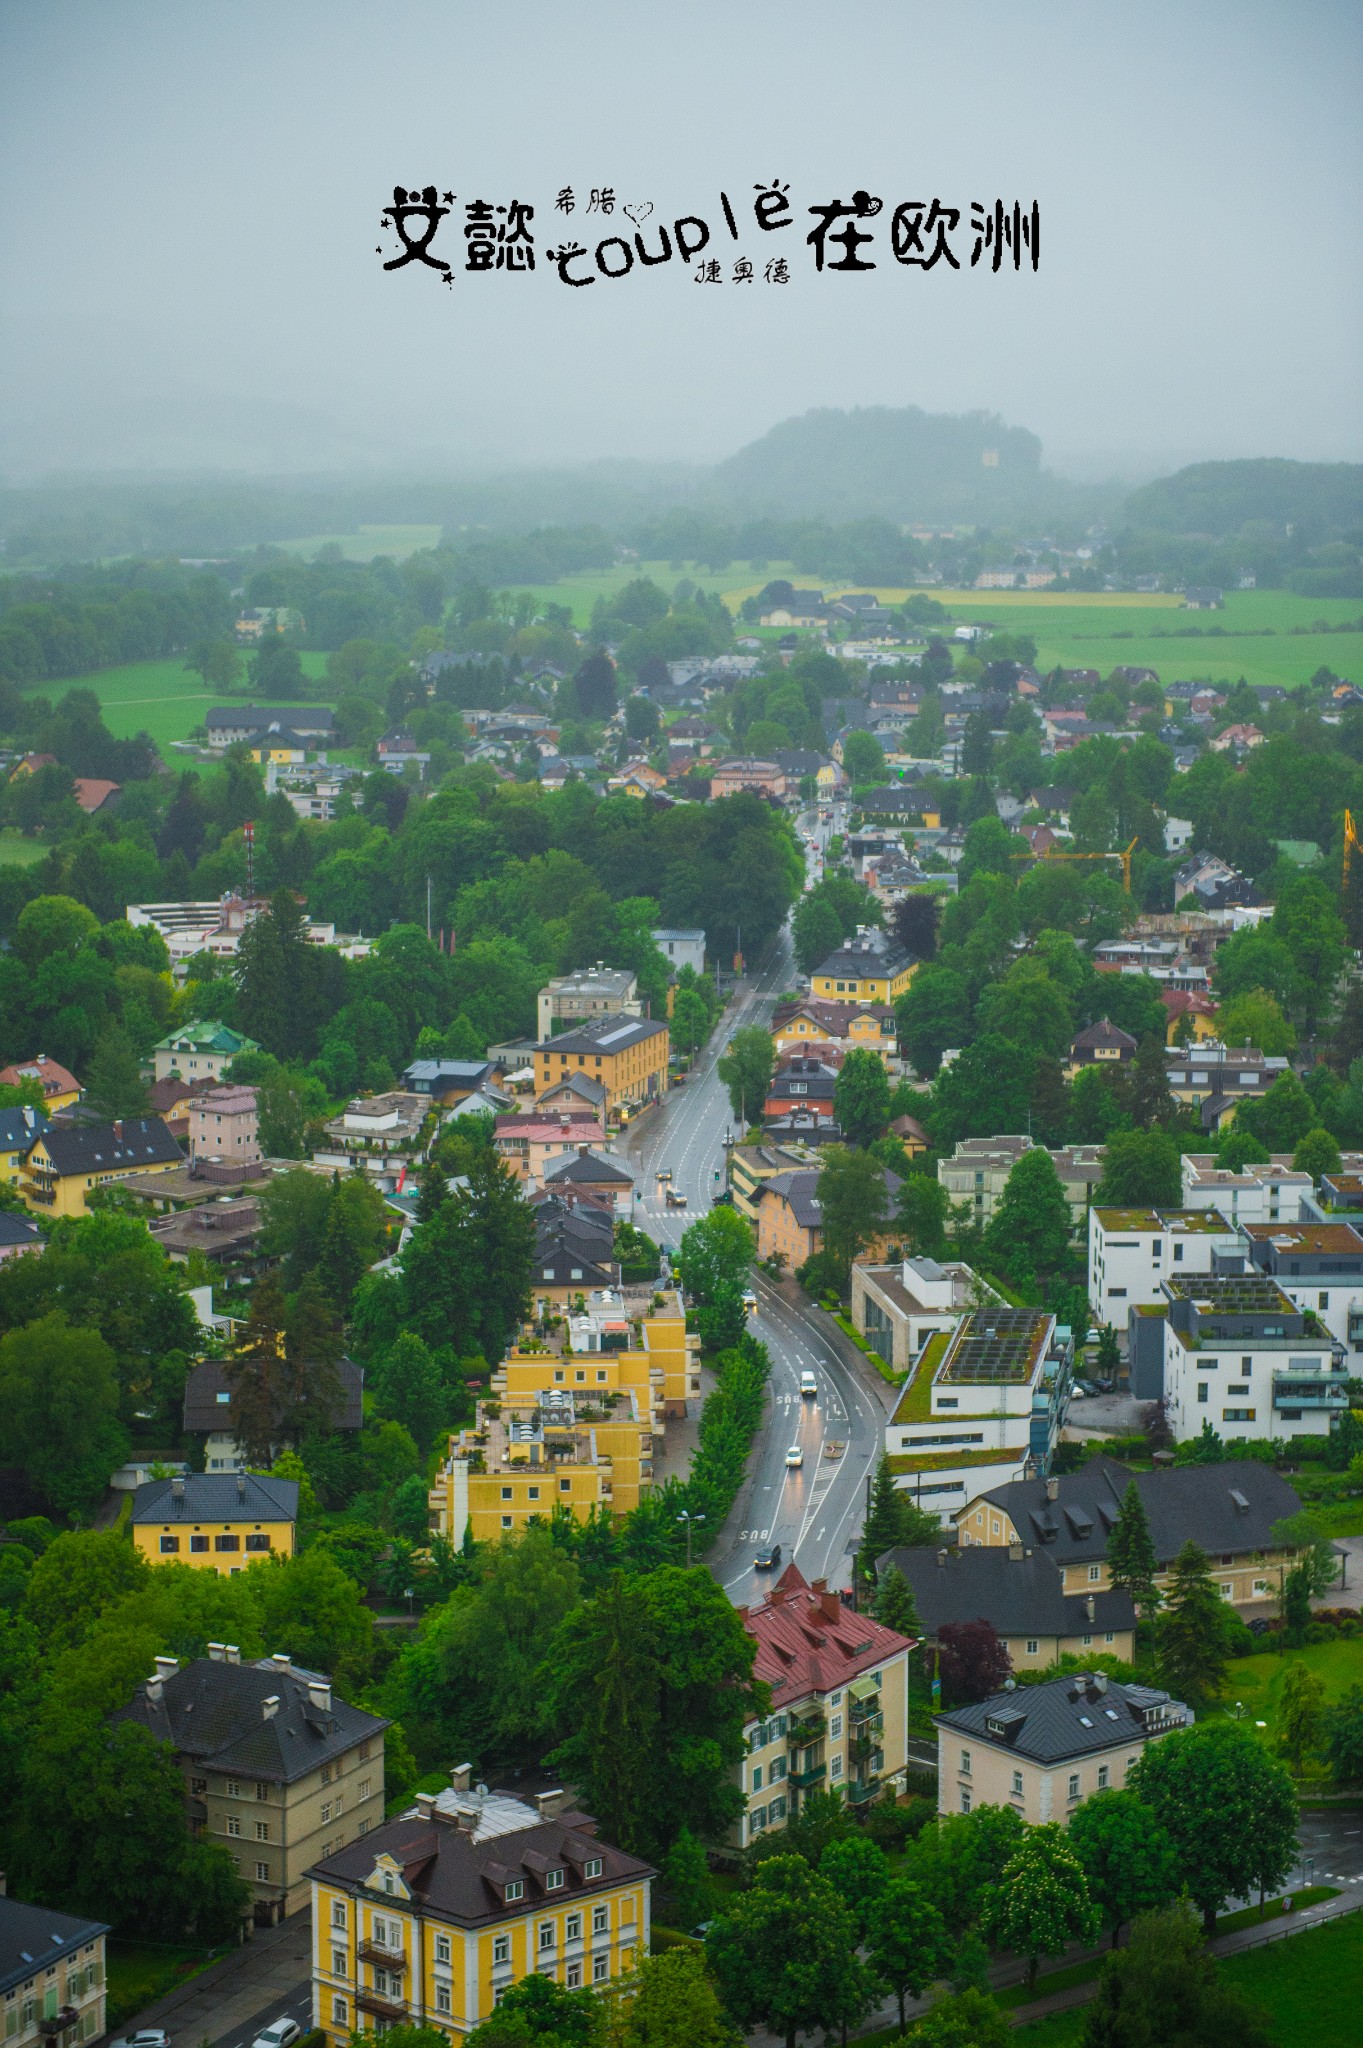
[427,1401,614,1545]
[20,1115,184,1218]
[132,1471,298,1574]
[113,1646,387,1926]
[533,1016,670,1117]
[308,1777,653,2041]
[935,1671,1190,1825]
[640,1287,702,1414]
[0,1053,81,1111]
[0,1894,108,2047]
[0,1104,47,1191]
[810,931,916,1005]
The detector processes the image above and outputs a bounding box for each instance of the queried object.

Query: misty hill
[708,404,1069,524]
[1124,458,1363,539]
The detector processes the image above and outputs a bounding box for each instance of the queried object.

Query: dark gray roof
[877,1544,1135,1640]
[113,1655,387,1784]
[131,1471,300,1524]
[183,1355,363,1435]
[975,1456,1302,1567]
[0,1895,108,1995]
[546,1150,632,1186]
[0,1211,39,1248]
[0,1105,47,1155]
[207,703,334,729]
[309,1801,653,1930]
[538,1016,667,1056]
[34,1114,182,1177]
[937,1672,1190,1763]
[815,938,915,980]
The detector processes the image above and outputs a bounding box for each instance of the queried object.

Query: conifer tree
[1156,1540,1227,1708]
[871,1562,921,1638]
[224,1270,289,1467]
[1107,1477,1161,1612]
[84,1025,150,1121]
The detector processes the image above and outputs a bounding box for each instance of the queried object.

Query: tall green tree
[1276,1660,1327,1773]
[705,1855,876,2048]
[897,964,972,1079]
[544,1571,662,1857]
[816,1144,889,1283]
[906,1804,1027,1939]
[980,1826,1099,1992]
[83,1023,151,1119]
[895,1172,949,1257]
[1127,1722,1298,1934]
[864,1876,952,2032]
[372,1332,448,1453]
[1067,1790,1180,1948]
[322,1172,391,1312]
[833,1047,893,1147]
[1094,1131,1182,1209]
[983,1148,1071,1289]
[0,1314,128,1515]
[1321,1684,1363,1783]
[223,1270,290,1467]
[609,1947,738,2048]
[1125,1034,1176,1130]
[401,1150,536,1362]
[858,1457,939,1588]
[1155,1541,1226,1709]
[1080,1905,1275,2048]
[872,1562,921,1637]
[716,1026,774,1128]
[819,1832,890,1942]
[1106,1478,1160,1613]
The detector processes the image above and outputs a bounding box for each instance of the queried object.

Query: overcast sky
[2,0,1360,483]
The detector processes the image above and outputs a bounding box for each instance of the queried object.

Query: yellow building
[308,1777,653,2042]
[640,1287,702,1414]
[132,1471,298,1574]
[533,1016,669,1117]
[428,1399,616,1545]
[21,1115,183,1218]
[811,933,916,1004]
[728,1141,816,1223]
[0,1894,108,2048]
[0,1104,47,1191]
[0,1052,81,1112]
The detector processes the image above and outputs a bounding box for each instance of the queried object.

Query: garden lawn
[1224,1638,1363,1744]
[0,829,49,865]
[24,651,332,749]
[272,523,443,560]
[105,1938,222,2026]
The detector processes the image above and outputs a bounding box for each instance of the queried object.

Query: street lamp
[676,1510,705,1567]
[404,1586,415,1618]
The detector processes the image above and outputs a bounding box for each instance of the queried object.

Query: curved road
[624,805,892,1605]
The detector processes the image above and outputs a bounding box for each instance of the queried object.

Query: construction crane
[1011,837,1140,894]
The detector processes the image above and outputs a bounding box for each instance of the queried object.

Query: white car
[742,1289,758,1315]
[252,2022,302,2048]
[799,1371,818,1397]
[112,2035,171,2048]
[785,1444,804,1468]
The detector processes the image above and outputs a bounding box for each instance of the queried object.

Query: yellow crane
[1012,836,1140,894]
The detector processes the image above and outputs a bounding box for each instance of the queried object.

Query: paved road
[623,804,891,1602]
[110,1909,313,2048]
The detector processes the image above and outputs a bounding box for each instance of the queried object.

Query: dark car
[754,1542,782,1570]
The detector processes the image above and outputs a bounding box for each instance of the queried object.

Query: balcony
[1272,1376,1349,1411]
[356,1988,408,2020]
[788,1761,827,1790]
[357,1940,406,1968]
[787,1712,827,1747]
[847,1777,881,1806]
[38,2011,80,2040]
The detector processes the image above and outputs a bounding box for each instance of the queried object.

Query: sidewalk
[111,1909,311,2044]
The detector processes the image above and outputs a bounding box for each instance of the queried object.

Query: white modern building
[1155,1273,1349,1444]
[1181,1153,1314,1225]
[1087,1206,1242,1323]
[651,929,706,977]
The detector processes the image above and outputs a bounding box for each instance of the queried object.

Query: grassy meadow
[22,651,331,748]
[272,523,443,561]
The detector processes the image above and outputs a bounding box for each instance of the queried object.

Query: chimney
[262,1694,280,1721]
[1085,1595,1096,1624]
[1008,1540,1024,1562]
[271,1652,291,1675]
[1093,1671,1108,1695]
[536,1789,567,1822]
[308,1680,332,1715]
[453,1803,479,1835]
[155,1655,178,1682]
[146,1670,164,1704]
[207,1641,227,1662]
[1046,1477,1060,1502]
[819,1591,840,1622]
[811,1577,828,1595]
[171,1475,186,1502]
[414,1792,436,1821]
[936,1548,948,1569]
[451,1763,474,1795]
[226,1644,240,1664]
[0,1872,6,1896]
[236,1472,246,1501]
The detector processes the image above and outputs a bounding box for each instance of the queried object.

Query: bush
[1222,1610,1260,1659]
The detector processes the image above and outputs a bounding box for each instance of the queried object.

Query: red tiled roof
[72,777,121,813]
[1161,989,1218,1018]
[737,1563,915,1702]
[0,1053,79,1098]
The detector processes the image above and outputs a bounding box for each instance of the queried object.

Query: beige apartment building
[114,1646,388,1925]
[936,1671,1190,1825]
[0,1891,108,2048]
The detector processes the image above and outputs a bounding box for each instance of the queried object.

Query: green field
[508,558,802,626]
[24,651,331,747]
[1015,1909,1363,2047]
[272,523,444,561]
[0,829,50,866]
[1220,1639,1363,1746]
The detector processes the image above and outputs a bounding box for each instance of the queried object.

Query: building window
[566,1913,582,1942]
[1026,1639,1038,1656]
[566,1962,583,1989]
[501,1515,513,1529]
[504,1880,524,1902]
[829,1756,843,1780]
[226,1817,241,1837]
[245,1532,270,1551]
[593,1954,610,1984]
[331,1902,347,1929]
[493,1935,511,1965]
[1083,1633,1093,1647]
[592,1905,609,1935]
[332,1949,347,1975]
[1221,1583,1235,1599]
[539,1923,555,1952]
[501,1486,513,1500]
[159,1535,180,1553]
[961,1790,971,1813]
[584,1857,602,1879]
[1068,1775,1080,1801]
[960,1749,971,1775]
[1097,1766,1109,1789]
[321,1803,332,1825]
[214,1533,240,1551]
[1088,1566,1101,1582]
[1012,1770,1023,1796]
[545,1869,565,1890]
[255,1822,269,1841]
[433,1981,451,2014]
[1198,1384,1209,1403]
[255,1861,270,1881]
[332,1998,348,2025]
[190,1534,209,1552]
[1105,1631,1115,1645]
[751,1765,763,1792]
[256,1782,269,1801]
[830,1714,843,1739]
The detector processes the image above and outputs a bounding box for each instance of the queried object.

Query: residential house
[877,1542,1136,1673]
[875,1304,1073,1522]
[764,1056,840,1123]
[0,1212,40,1262]
[611,762,666,799]
[376,730,432,778]
[1161,989,1219,1043]
[496,1114,611,1184]
[1162,815,1195,854]
[852,1255,988,1376]
[182,1355,364,1473]
[1066,1018,1138,1077]
[428,1394,622,1545]
[708,758,789,801]
[307,1780,652,2042]
[1240,1219,1363,1361]
[771,997,898,1066]
[314,1094,430,1193]
[651,928,705,977]
[0,1054,79,1111]
[637,1286,701,1414]
[1209,723,1265,755]
[938,1135,1104,1232]
[0,1104,48,1191]
[72,776,120,815]
[535,1072,608,1126]
[207,705,335,747]
[531,1017,670,1118]
[131,1471,299,1575]
[763,1109,846,1147]
[152,1020,261,1084]
[1147,1272,1350,1446]
[760,591,828,627]
[543,1146,634,1215]
[810,926,917,1004]
[728,1140,820,1221]
[756,1162,902,1272]
[935,1672,1190,1823]
[733,1565,914,1849]
[536,967,642,1042]
[529,1202,620,1311]
[403,1060,496,1106]
[1087,1205,1242,1335]
[187,1084,260,1164]
[0,1892,108,2047]
[1183,587,1224,609]
[20,1115,183,1217]
[954,1454,1305,1614]
[116,1647,387,1925]
[854,785,941,825]
[152,1195,265,1275]
[1164,1043,1292,1130]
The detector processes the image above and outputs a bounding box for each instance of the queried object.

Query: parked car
[754,1542,782,1570]
[112,2034,172,2048]
[785,1445,804,1468]
[252,2021,303,2048]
